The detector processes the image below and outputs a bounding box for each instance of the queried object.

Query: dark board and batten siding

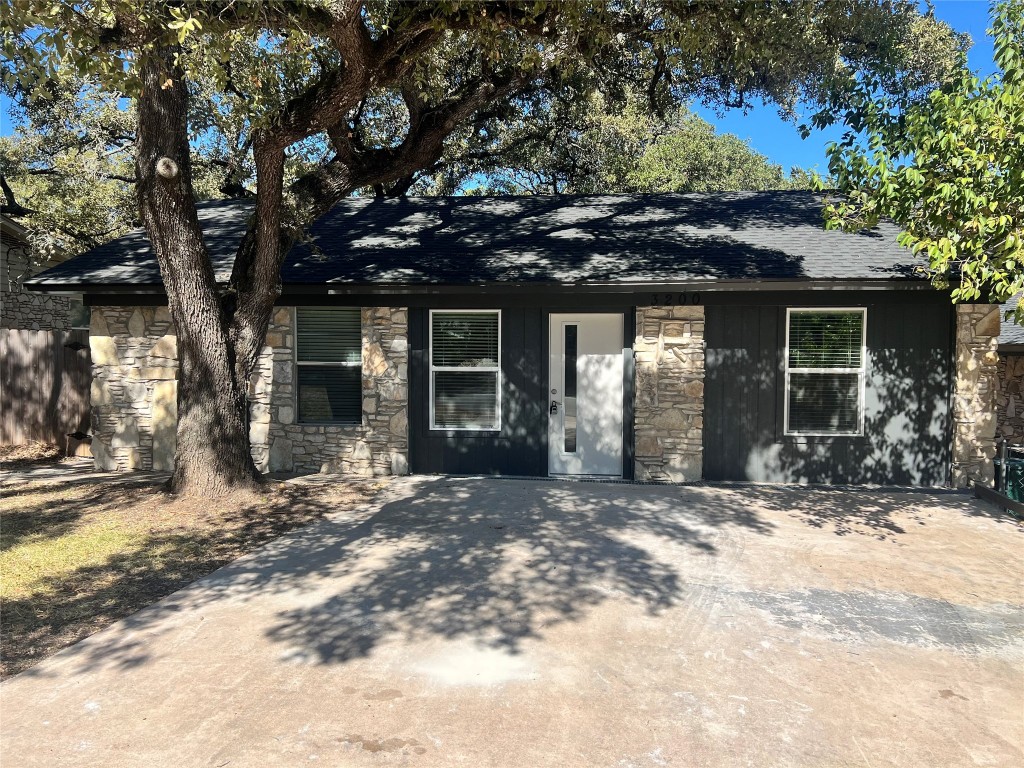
[409,307,548,476]
[408,304,636,478]
[703,297,954,485]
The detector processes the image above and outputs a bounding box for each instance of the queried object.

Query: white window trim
[293,306,362,426]
[429,309,502,432]
[783,307,867,437]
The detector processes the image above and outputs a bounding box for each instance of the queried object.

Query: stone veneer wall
[996,352,1024,446]
[89,306,178,470]
[634,305,705,481]
[252,306,409,476]
[1,240,71,330]
[951,304,1000,487]
[90,305,409,477]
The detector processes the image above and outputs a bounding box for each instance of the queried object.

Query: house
[1,214,83,332]
[24,191,1006,487]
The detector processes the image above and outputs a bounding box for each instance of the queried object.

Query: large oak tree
[3,1,964,496]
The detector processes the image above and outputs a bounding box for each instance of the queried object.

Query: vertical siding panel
[710,305,728,481]
[701,307,717,480]
[716,307,741,481]
[912,301,931,485]
[743,306,760,479]
[774,306,788,482]
[732,307,747,479]
[682,295,955,486]
[754,306,778,483]
[524,307,544,476]
[713,305,730,481]
[881,302,905,484]
[909,301,954,486]
[729,309,745,479]
[935,302,954,485]
[408,308,430,473]
[909,301,930,486]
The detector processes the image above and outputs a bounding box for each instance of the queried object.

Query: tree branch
[293,67,538,216]
[0,174,36,216]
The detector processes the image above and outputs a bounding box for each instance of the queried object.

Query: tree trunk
[136,46,260,496]
[227,137,287,393]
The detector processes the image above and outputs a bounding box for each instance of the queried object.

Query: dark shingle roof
[29,191,926,290]
[28,200,254,288]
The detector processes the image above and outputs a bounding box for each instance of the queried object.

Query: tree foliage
[0,77,137,259]
[1,1,967,495]
[410,92,813,195]
[819,0,1023,322]
[4,2,966,219]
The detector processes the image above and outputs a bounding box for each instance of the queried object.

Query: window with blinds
[430,310,501,430]
[295,307,362,424]
[785,309,866,436]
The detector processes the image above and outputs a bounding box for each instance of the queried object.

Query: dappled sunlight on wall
[706,301,954,486]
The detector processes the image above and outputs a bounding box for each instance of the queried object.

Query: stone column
[634,305,705,482]
[89,306,178,471]
[248,336,275,473]
[952,304,1000,487]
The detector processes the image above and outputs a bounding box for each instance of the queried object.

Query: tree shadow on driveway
[21,477,1016,679]
[732,484,1020,541]
[236,478,781,665]
[27,478,776,675]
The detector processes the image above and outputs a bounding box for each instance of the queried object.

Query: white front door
[548,313,624,476]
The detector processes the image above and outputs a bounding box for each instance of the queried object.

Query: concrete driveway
[2,477,1021,767]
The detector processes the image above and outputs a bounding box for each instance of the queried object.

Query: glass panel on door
[563,324,577,453]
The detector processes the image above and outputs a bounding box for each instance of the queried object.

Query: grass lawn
[0,475,381,678]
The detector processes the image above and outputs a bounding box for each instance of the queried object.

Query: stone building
[1,215,74,332]
[25,193,1006,487]
[996,296,1024,447]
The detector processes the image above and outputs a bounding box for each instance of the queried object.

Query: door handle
[550,400,559,415]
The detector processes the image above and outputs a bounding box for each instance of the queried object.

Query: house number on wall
[650,292,701,306]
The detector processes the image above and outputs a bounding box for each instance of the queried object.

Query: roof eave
[27,276,939,297]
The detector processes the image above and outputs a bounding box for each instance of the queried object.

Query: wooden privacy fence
[0,328,92,456]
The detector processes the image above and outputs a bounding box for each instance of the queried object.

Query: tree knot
[156,157,179,179]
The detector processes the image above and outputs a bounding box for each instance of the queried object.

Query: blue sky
[0,1,997,175]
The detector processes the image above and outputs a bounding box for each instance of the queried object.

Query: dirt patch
[0,475,384,679]
[0,442,65,470]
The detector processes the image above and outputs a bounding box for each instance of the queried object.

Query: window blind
[431,312,499,367]
[295,307,362,424]
[787,373,860,433]
[786,309,865,436]
[296,308,361,364]
[430,311,501,430]
[788,311,863,369]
